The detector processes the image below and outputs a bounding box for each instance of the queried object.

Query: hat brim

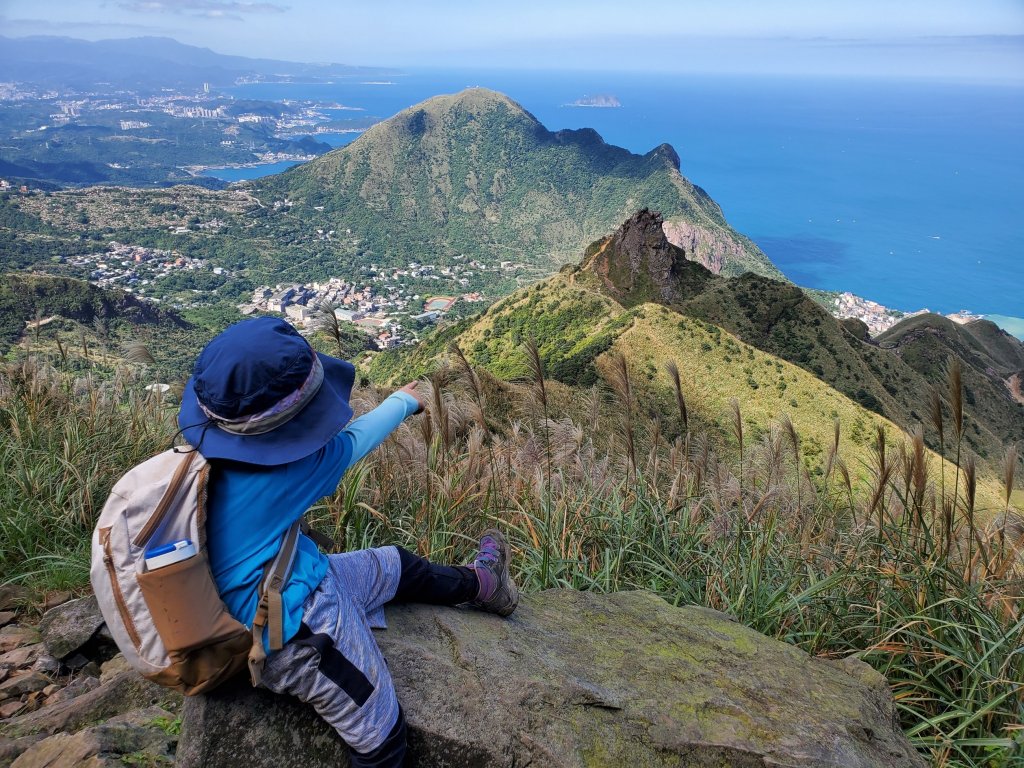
[178,352,356,466]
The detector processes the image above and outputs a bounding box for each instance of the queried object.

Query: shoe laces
[474,536,500,568]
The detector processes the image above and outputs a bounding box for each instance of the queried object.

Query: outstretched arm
[342,382,426,465]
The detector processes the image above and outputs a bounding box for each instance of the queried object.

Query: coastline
[224,73,1020,319]
[828,290,1024,340]
[195,159,305,181]
[193,131,363,180]
[985,314,1024,340]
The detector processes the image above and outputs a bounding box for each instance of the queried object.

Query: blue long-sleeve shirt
[205,391,420,651]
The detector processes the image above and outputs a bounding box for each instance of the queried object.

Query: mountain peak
[351,87,542,146]
[648,143,681,170]
[582,209,716,306]
[412,87,535,120]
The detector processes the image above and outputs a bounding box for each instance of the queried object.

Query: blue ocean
[222,70,1024,328]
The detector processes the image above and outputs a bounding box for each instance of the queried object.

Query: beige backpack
[89,449,299,695]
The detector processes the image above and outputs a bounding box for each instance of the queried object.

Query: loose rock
[11,706,178,768]
[0,664,179,739]
[0,672,50,701]
[45,675,101,706]
[41,591,72,612]
[0,586,29,612]
[0,612,16,628]
[0,701,26,719]
[30,655,59,676]
[0,646,43,669]
[38,596,105,660]
[0,734,42,765]
[99,654,131,684]
[0,627,40,654]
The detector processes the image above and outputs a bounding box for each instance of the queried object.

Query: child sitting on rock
[176,316,518,767]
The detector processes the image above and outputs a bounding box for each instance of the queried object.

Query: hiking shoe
[468,528,519,617]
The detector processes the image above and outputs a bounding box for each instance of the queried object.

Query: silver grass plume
[665,360,689,437]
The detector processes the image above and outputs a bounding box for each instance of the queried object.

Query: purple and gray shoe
[468,528,519,617]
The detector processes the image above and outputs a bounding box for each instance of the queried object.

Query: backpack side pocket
[136,549,239,653]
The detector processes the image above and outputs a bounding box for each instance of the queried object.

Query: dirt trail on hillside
[1007,373,1024,406]
[579,238,612,286]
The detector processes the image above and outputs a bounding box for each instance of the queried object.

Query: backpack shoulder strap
[247,519,302,687]
[299,517,336,552]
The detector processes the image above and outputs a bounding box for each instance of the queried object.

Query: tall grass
[341,357,1024,768]
[1,353,1021,766]
[0,358,174,591]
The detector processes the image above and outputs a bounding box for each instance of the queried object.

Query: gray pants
[259,546,403,754]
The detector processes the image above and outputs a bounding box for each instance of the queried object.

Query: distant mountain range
[0,35,393,90]
[255,88,780,279]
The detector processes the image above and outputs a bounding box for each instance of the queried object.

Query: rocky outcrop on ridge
[178,589,923,768]
[575,210,1022,462]
[582,208,716,307]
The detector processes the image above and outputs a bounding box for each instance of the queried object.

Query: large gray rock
[178,590,924,768]
[38,596,105,660]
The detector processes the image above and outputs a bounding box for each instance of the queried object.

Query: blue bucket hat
[177,317,355,465]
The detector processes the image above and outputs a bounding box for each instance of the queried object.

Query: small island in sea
[566,94,621,108]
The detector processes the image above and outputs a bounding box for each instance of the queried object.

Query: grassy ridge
[582,210,1024,468]
[0,273,214,382]
[878,313,1024,452]
[424,211,1024,471]
[603,305,1009,511]
[373,271,1010,510]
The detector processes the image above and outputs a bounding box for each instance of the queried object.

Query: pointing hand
[399,380,427,414]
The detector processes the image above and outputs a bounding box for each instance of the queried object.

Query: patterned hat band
[199,354,324,436]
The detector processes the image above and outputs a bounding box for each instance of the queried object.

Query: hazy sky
[2,0,1023,80]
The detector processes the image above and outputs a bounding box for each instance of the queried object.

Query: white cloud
[117,0,287,17]
[0,14,172,33]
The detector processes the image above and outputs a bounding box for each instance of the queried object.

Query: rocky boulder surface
[0,592,180,767]
[37,596,106,660]
[662,218,752,277]
[179,589,923,768]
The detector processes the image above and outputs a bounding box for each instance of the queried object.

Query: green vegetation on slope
[577,210,1024,468]
[374,268,1009,510]
[255,88,780,279]
[675,278,1024,463]
[878,313,1024,448]
[1,91,784,330]
[0,273,211,381]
